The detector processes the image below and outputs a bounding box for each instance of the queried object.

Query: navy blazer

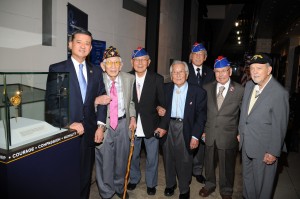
[130,70,167,138]
[187,63,215,87]
[163,82,207,153]
[46,59,107,146]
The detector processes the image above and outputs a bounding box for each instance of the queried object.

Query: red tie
[110,81,118,130]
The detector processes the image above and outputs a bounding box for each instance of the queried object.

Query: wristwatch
[98,124,107,131]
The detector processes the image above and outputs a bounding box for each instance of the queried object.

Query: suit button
[215,125,218,128]
[246,122,248,125]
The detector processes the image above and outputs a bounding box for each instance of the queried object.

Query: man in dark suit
[187,42,215,184]
[199,56,244,199]
[94,46,136,199]
[238,53,289,199]
[127,47,167,195]
[162,60,207,199]
[46,29,107,199]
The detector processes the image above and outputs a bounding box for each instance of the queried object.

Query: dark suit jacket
[238,78,289,158]
[46,59,107,146]
[203,80,244,149]
[163,82,207,152]
[187,63,215,87]
[130,70,167,138]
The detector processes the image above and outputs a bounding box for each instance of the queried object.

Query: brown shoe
[199,187,214,197]
[221,195,232,199]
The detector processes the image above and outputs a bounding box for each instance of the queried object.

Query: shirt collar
[71,56,86,68]
[193,64,202,72]
[217,79,230,90]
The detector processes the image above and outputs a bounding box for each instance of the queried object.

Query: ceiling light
[238,41,241,45]
[235,22,239,27]
[238,37,241,40]
[237,31,240,35]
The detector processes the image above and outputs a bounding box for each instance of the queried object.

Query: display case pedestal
[0,130,80,199]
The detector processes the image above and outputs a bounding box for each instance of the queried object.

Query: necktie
[110,81,118,130]
[248,88,259,114]
[255,90,260,98]
[78,64,87,102]
[196,68,201,85]
[217,86,225,110]
[137,82,141,102]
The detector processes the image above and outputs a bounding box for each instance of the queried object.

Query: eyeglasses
[105,61,121,67]
[133,58,149,63]
[214,68,230,75]
[172,71,186,76]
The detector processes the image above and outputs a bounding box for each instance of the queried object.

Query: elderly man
[162,60,207,199]
[127,47,167,195]
[94,46,136,199]
[238,53,289,199]
[199,56,244,199]
[188,42,215,184]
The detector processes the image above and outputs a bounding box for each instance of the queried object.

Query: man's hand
[156,106,166,117]
[95,95,111,105]
[237,135,240,142]
[129,117,137,131]
[70,122,85,135]
[190,137,199,150]
[94,127,104,143]
[263,153,277,165]
[201,133,206,143]
[155,127,167,138]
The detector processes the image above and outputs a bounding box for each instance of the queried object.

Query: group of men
[47,29,289,199]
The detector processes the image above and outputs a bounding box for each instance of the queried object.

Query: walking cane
[123,128,135,199]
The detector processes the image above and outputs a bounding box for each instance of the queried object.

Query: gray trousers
[162,120,193,194]
[204,142,237,196]
[95,118,130,199]
[193,141,205,175]
[242,146,277,199]
[129,136,159,188]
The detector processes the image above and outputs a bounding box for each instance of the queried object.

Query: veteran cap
[103,46,120,60]
[191,42,206,53]
[131,47,148,59]
[214,56,230,68]
[249,53,272,65]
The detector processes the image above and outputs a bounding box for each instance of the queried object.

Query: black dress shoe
[195,174,206,184]
[116,191,129,199]
[164,184,177,196]
[147,187,156,195]
[179,190,190,199]
[127,183,137,190]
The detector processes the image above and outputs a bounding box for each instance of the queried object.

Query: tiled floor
[89,146,300,199]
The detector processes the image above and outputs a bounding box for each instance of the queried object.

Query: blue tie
[78,64,87,102]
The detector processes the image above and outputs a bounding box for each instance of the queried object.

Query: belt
[170,117,183,122]
[118,114,126,120]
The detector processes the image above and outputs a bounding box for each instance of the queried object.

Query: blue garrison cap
[214,56,230,68]
[191,42,206,53]
[131,47,148,59]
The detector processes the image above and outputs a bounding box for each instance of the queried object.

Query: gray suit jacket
[238,77,289,158]
[102,72,136,141]
[203,80,244,149]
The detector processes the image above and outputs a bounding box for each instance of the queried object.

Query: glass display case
[0,72,73,162]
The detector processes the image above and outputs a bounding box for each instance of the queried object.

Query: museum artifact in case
[0,72,74,161]
[0,72,81,199]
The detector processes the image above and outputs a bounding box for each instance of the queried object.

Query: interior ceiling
[202,0,300,61]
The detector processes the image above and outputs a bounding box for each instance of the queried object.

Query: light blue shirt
[171,82,188,119]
